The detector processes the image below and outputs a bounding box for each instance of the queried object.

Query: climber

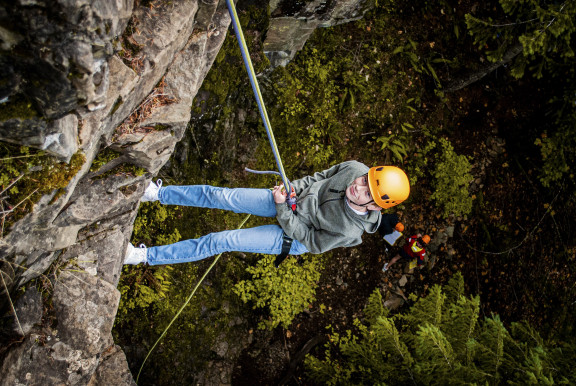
[124,161,410,267]
[382,233,430,272]
[378,213,404,237]
[378,213,404,247]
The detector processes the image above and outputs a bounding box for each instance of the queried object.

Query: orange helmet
[395,222,405,232]
[367,166,410,209]
[421,235,431,244]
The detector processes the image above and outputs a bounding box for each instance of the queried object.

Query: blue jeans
[147,185,308,265]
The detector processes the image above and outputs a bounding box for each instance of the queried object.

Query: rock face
[265,0,371,67]
[0,0,230,383]
[0,0,371,383]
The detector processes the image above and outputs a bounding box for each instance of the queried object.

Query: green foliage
[534,74,576,188]
[260,5,440,175]
[116,200,182,325]
[90,147,120,172]
[0,142,85,226]
[403,131,437,185]
[233,254,325,329]
[392,39,445,88]
[0,93,39,120]
[132,201,182,246]
[465,0,576,79]
[364,285,389,324]
[305,272,574,385]
[116,265,173,320]
[376,133,408,163]
[430,138,473,218]
[465,1,576,191]
[268,50,343,168]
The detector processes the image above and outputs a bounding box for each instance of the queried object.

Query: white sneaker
[124,243,148,265]
[141,179,163,202]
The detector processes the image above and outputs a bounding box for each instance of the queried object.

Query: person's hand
[272,185,287,204]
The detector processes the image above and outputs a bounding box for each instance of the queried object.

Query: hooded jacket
[275,161,381,254]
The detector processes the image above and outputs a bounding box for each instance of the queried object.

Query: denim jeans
[146,185,309,265]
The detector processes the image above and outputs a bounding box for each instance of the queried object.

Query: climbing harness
[275,233,294,267]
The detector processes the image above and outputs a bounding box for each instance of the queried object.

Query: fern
[364,288,389,324]
[233,254,325,329]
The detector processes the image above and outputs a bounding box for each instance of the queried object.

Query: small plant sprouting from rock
[114,77,177,137]
[0,144,86,235]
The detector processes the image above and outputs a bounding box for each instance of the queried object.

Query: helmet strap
[348,198,374,208]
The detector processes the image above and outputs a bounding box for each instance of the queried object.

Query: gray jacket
[275,161,381,254]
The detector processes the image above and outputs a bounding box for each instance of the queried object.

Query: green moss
[2,151,86,228]
[92,162,146,180]
[154,124,169,131]
[49,188,67,204]
[0,94,39,121]
[110,97,123,116]
[90,147,121,172]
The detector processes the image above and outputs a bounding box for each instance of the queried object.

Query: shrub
[132,201,182,246]
[305,272,576,385]
[430,138,473,218]
[233,254,325,330]
[116,265,173,321]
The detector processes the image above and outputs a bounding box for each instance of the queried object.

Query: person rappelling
[124,0,411,269]
[124,162,411,266]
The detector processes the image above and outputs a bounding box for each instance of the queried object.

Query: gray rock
[53,271,120,356]
[42,114,79,162]
[0,116,48,149]
[87,345,137,386]
[11,286,43,336]
[398,275,408,287]
[265,0,372,67]
[383,295,405,310]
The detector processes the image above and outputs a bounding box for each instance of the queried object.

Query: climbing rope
[137,5,294,381]
[225,0,292,198]
[136,214,252,383]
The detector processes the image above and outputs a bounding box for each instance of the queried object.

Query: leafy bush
[534,84,576,188]
[305,272,576,385]
[269,49,343,168]
[234,254,325,329]
[116,200,182,321]
[116,265,173,321]
[430,138,473,218]
[465,0,576,79]
[132,201,182,246]
[403,130,437,185]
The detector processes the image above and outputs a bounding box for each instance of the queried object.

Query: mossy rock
[0,94,39,121]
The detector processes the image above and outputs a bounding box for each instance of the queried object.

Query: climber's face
[346,175,382,212]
